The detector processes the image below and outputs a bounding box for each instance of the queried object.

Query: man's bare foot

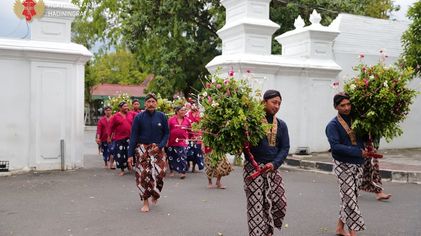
[335,229,350,236]
[151,197,158,205]
[140,205,149,212]
[349,230,357,236]
[141,200,150,212]
[376,192,391,201]
[336,219,350,236]
[216,183,226,189]
[118,171,125,176]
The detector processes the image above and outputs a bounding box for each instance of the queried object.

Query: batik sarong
[204,154,232,178]
[167,146,188,174]
[243,161,286,236]
[333,160,366,231]
[187,142,204,170]
[100,142,111,163]
[113,138,129,170]
[360,157,383,193]
[134,144,166,201]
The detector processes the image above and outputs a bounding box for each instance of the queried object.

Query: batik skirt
[113,138,129,171]
[187,142,204,170]
[360,157,383,193]
[100,142,111,163]
[167,146,188,174]
[243,161,286,236]
[134,144,166,201]
[333,160,366,231]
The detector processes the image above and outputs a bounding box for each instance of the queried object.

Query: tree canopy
[401,1,421,75]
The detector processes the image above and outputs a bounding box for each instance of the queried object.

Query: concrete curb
[284,158,421,184]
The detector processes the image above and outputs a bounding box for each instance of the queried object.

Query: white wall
[207,1,421,153]
[0,0,91,171]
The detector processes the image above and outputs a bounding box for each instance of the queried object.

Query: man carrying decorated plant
[326,92,368,236]
[243,89,290,236]
[128,93,169,213]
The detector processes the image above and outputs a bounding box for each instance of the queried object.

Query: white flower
[369,75,374,80]
[350,84,357,91]
[202,92,208,97]
[211,102,219,107]
[383,81,388,88]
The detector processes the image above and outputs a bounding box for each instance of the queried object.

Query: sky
[0,0,418,40]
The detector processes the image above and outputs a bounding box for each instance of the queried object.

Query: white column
[218,0,280,55]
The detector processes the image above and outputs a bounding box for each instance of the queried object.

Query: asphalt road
[0,132,420,236]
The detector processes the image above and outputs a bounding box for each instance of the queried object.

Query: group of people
[96,94,231,212]
[96,90,391,236]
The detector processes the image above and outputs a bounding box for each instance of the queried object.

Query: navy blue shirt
[245,115,290,170]
[325,114,364,164]
[128,110,170,157]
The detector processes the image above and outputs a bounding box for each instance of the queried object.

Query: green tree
[90,49,147,85]
[122,0,225,98]
[402,1,421,75]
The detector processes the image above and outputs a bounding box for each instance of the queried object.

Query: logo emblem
[14,0,45,22]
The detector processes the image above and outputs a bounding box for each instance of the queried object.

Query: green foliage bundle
[343,56,418,142]
[198,72,268,164]
[401,1,421,75]
[156,95,175,117]
[103,93,132,113]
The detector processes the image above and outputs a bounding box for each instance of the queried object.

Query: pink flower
[224,79,229,84]
[363,78,369,87]
[207,96,212,103]
[330,81,339,89]
[216,84,222,89]
[362,67,366,72]
[206,83,210,88]
[228,67,234,77]
[359,53,365,59]
[246,69,251,73]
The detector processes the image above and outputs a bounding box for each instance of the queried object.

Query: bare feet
[141,200,150,212]
[180,173,186,179]
[140,205,149,212]
[169,172,175,177]
[376,192,392,201]
[118,171,125,176]
[216,184,226,189]
[336,219,350,236]
[349,230,357,236]
[151,197,158,205]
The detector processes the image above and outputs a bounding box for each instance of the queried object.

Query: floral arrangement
[103,93,132,113]
[343,53,418,145]
[156,94,174,117]
[198,70,269,167]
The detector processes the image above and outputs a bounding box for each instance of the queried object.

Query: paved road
[0,131,420,236]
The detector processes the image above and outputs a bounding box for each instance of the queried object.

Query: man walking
[109,102,132,176]
[96,106,112,168]
[243,90,290,236]
[326,92,368,236]
[128,93,169,213]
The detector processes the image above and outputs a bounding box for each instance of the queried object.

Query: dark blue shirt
[245,115,290,170]
[128,110,169,157]
[325,114,364,164]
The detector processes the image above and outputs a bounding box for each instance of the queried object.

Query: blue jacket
[245,115,290,170]
[128,110,169,157]
[325,114,364,164]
